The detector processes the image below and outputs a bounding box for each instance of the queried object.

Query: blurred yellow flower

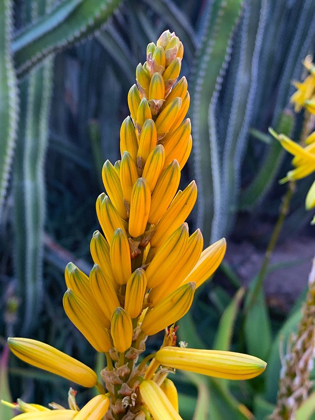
[291,56,315,112]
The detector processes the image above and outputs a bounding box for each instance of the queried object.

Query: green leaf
[12,0,123,77]
[213,287,245,351]
[0,347,13,420]
[178,311,205,349]
[253,395,275,420]
[184,372,210,420]
[244,287,271,361]
[296,393,315,420]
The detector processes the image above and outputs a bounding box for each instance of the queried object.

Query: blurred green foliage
[1,0,315,418]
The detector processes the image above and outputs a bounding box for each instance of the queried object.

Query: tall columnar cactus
[0,0,19,215]
[190,0,243,244]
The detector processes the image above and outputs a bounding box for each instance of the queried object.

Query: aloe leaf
[0,0,19,214]
[12,0,123,77]
[296,393,315,420]
[183,372,210,420]
[190,0,243,245]
[178,311,205,349]
[253,395,275,420]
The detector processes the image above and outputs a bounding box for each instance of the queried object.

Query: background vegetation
[1,0,315,418]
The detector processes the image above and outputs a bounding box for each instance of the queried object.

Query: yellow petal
[155,98,182,137]
[63,290,112,353]
[176,42,184,59]
[157,30,171,48]
[96,194,127,245]
[75,395,110,420]
[163,58,181,83]
[11,411,77,419]
[177,135,192,170]
[163,119,191,168]
[142,145,166,191]
[165,35,180,65]
[8,338,98,388]
[90,231,117,289]
[146,42,156,59]
[145,224,189,289]
[152,46,166,72]
[90,264,120,325]
[149,229,203,305]
[278,134,315,163]
[136,98,152,129]
[292,142,315,166]
[160,378,179,412]
[305,131,315,145]
[102,160,127,219]
[136,63,151,95]
[306,180,315,210]
[155,347,267,380]
[148,160,181,224]
[140,380,183,420]
[11,399,50,413]
[182,238,227,288]
[120,116,138,161]
[305,100,315,114]
[285,163,315,181]
[120,151,138,202]
[111,307,133,353]
[149,72,165,101]
[137,119,158,168]
[128,84,141,122]
[129,178,151,238]
[125,268,147,318]
[141,283,195,335]
[165,76,187,105]
[151,181,197,247]
[110,228,131,285]
[169,91,190,132]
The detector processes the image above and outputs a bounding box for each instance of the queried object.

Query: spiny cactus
[12,0,123,77]
[190,0,243,244]
[0,0,19,215]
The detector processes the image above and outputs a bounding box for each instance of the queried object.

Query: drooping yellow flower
[6,30,266,419]
[290,56,315,112]
[271,129,315,211]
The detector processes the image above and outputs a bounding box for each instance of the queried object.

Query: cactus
[12,0,123,77]
[190,0,244,245]
[0,0,19,215]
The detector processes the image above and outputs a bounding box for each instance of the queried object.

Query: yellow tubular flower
[137,119,158,168]
[75,395,110,420]
[97,194,127,244]
[8,338,98,388]
[129,178,151,238]
[149,72,165,101]
[145,224,189,289]
[148,160,181,224]
[306,181,315,209]
[90,231,117,289]
[120,151,139,202]
[110,228,131,285]
[292,142,315,166]
[128,84,141,122]
[149,229,203,305]
[11,411,77,419]
[155,98,182,137]
[125,268,147,318]
[306,132,315,145]
[150,181,197,248]
[182,238,227,288]
[63,290,112,353]
[136,98,152,130]
[161,378,179,412]
[164,76,188,105]
[163,119,191,167]
[12,399,50,412]
[169,92,190,132]
[152,46,166,72]
[120,116,138,161]
[142,145,166,191]
[90,264,120,324]
[136,63,151,96]
[141,283,195,336]
[102,160,127,219]
[140,380,183,420]
[155,347,267,380]
[111,308,133,353]
[177,135,192,170]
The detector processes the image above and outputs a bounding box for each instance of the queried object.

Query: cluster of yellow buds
[291,56,315,113]
[5,31,266,420]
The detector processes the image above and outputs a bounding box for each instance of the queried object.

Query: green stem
[95,381,106,394]
[105,352,113,371]
[246,182,295,313]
